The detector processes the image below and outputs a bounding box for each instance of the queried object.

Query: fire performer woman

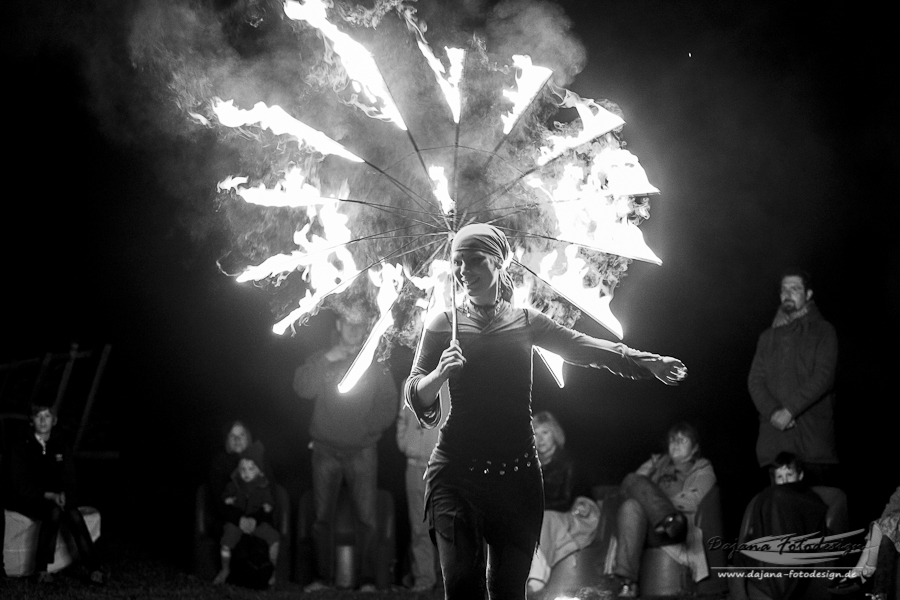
[403,223,687,599]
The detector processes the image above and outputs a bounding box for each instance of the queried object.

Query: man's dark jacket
[2,428,79,514]
[748,304,838,467]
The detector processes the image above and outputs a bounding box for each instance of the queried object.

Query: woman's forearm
[414,369,444,409]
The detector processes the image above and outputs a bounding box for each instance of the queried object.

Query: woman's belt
[462,448,537,476]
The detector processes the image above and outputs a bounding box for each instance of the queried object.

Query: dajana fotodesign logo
[708,529,866,566]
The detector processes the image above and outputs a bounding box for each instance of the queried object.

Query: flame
[512,277,566,387]
[189,112,210,126]
[526,244,624,339]
[419,45,465,123]
[527,157,661,265]
[404,12,464,123]
[218,176,249,191]
[501,55,553,135]
[238,187,360,335]
[283,0,407,130]
[406,259,454,354]
[194,5,665,355]
[428,165,455,214]
[220,166,342,208]
[595,147,660,197]
[407,260,454,324]
[338,262,405,393]
[212,98,363,162]
[536,91,625,166]
[535,347,566,388]
[212,92,367,334]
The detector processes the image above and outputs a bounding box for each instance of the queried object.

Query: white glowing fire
[521,244,624,339]
[188,112,210,126]
[501,55,553,135]
[264,198,361,335]
[417,43,465,123]
[212,98,363,162]
[219,166,344,208]
[536,91,625,166]
[526,162,661,265]
[595,147,660,197]
[512,277,566,387]
[205,5,669,390]
[283,0,407,130]
[406,259,454,354]
[407,260,454,323]
[428,165,456,214]
[235,180,353,287]
[338,262,405,393]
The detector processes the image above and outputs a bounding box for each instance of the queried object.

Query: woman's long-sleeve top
[403,306,661,462]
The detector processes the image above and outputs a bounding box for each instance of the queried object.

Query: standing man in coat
[748,271,839,487]
[293,304,399,592]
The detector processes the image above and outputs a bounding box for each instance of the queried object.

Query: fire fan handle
[451,274,459,343]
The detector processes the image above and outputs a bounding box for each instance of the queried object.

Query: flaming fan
[141,0,664,391]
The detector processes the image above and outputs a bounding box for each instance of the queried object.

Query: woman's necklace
[461,299,505,330]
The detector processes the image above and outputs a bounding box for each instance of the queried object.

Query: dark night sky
[2,0,897,559]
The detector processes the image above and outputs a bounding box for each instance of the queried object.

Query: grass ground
[1,541,728,600]
[1,536,443,600]
[0,516,728,600]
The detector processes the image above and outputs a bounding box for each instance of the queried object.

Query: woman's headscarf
[450,223,514,302]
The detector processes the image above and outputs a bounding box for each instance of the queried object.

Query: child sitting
[213,441,280,587]
[736,452,828,600]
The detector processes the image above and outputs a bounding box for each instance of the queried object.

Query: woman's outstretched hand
[649,356,688,385]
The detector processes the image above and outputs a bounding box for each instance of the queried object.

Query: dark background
[2,0,897,572]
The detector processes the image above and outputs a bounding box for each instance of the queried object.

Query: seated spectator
[527,495,601,594]
[207,421,273,535]
[609,421,715,598]
[213,441,280,588]
[2,403,105,585]
[209,420,252,502]
[534,411,575,512]
[831,484,900,600]
[736,452,828,600]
